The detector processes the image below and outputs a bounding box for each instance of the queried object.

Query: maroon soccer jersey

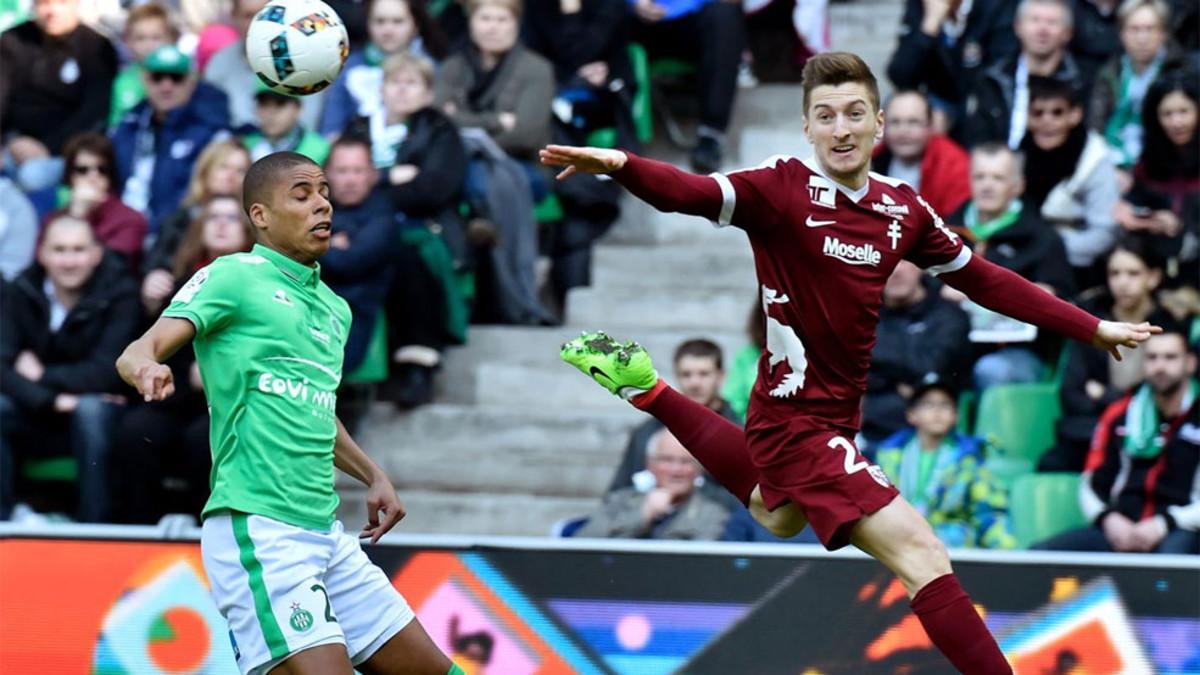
[710,156,971,433]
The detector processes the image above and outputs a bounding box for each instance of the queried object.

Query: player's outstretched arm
[941,255,1160,360]
[539,145,723,220]
[332,417,406,544]
[116,317,196,402]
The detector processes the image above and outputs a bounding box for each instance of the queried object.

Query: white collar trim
[801,157,871,203]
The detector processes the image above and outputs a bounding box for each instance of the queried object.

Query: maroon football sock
[911,574,1012,674]
[631,380,759,505]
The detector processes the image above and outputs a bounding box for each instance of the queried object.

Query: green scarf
[364,42,387,67]
[964,199,1023,242]
[1104,52,1164,167]
[1123,378,1199,459]
[899,435,956,514]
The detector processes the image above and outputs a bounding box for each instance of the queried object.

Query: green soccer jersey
[163,244,352,530]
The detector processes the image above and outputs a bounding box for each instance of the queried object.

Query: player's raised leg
[268,645,354,674]
[357,622,459,675]
[851,499,1012,674]
[561,332,807,537]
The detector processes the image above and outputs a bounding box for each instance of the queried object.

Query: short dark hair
[1109,233,1165,271]
[1028,75,1080,107]
[674,339,723,370]
[61,132,117,192]
[885,89,932,122]
[325,135,372,169]
[802,51,880,114]
[242,151,319,217]
[908,378,958,409]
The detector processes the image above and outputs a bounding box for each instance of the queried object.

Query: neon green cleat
[560,331,659,401]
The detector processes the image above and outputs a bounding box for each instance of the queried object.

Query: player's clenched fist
[133,362,175,402]
[539,144,627,180]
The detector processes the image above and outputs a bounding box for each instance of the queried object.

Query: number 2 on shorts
[311,584,337,623]
[829,436,868,475]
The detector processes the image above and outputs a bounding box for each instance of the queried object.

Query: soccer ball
[246,0,349,96]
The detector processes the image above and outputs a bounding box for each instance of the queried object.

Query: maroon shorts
[747,416,899,550]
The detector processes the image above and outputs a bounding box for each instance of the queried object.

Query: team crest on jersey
[172,267,209,305]
[871,192,910,217]
[289,603,315,632]
[807,175,837,209]
[868,465,892,488]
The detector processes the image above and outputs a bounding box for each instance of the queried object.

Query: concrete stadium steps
[336,489,596,537]
[590,245,756,291]
[566,285,752,331]
[433,325,746,407]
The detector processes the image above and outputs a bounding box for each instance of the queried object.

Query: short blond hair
[1117,0,1171,30]
[467,0,521,19]
[382,52,434,88]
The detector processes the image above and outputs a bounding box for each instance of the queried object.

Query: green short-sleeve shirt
[163,244,352,530]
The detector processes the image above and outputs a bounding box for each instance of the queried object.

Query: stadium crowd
[0,0,1197,554]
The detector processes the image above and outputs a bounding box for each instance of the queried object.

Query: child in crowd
[869,380,1017,550]
[243,83,330,165]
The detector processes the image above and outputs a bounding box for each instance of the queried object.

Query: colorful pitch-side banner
[0,535,1197,674]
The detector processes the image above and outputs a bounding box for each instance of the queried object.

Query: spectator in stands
[347,55,470,406]
[1090,0,1186,172]
[886,0,1018,135]
[111,194,255,524]
[721,299,764,424]
[141,139,250,314]
[322,138,397,375]
[869,380,1018,549]
[1070,0,1121,84]
[871,90,972,217]
[949,143,1074,295]
[1021,75,1120,289]
[0,0,118,192]
[435,0,555,169]
[577,428,732,539]
[523,0,637,148]
[1114,71,1199,288]
[327,0,371,48]
[1043,238,1163,470]
[204,0,326,131]
[109,3,179,129]
[320,0,448,137]
[963,0,1084,149]
[627,0,745,172]
[347,53,468,223]
[1034,321,1199,553]
[0,169,39,281]
[244,84,331,165]
[435,0,557,325]
[610,338,740,492]
[112,45,231,238]
[0,216,139,522]
[863,260,971,445]
[47,133,148,272]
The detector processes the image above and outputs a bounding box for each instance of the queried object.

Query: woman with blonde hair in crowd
[140,138,250,312]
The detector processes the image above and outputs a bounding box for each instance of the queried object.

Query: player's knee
[904,525,952,581]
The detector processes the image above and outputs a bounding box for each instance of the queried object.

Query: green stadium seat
[585,127,618,149]
[533,193,564,223]
[956,389,975,434]
[22,457,77,482]
[627,43,653,144]
[1009,473,1088,548]
[344,310,389,385]
[974,382,1061,465]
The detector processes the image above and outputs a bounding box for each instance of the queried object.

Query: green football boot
[560,331,659,401]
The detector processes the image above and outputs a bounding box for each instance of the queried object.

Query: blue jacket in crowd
[111,82,230,235]
[322,189,401,372]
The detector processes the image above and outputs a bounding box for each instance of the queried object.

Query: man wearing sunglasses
[112,45,231,244]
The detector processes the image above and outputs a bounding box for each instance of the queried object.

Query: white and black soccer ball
[246,0,349,96]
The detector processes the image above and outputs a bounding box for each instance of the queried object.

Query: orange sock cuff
[630,378,668,409]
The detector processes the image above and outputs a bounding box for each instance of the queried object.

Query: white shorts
[201,512,415,675]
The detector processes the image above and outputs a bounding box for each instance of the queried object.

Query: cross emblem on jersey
[887,221,903,250]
